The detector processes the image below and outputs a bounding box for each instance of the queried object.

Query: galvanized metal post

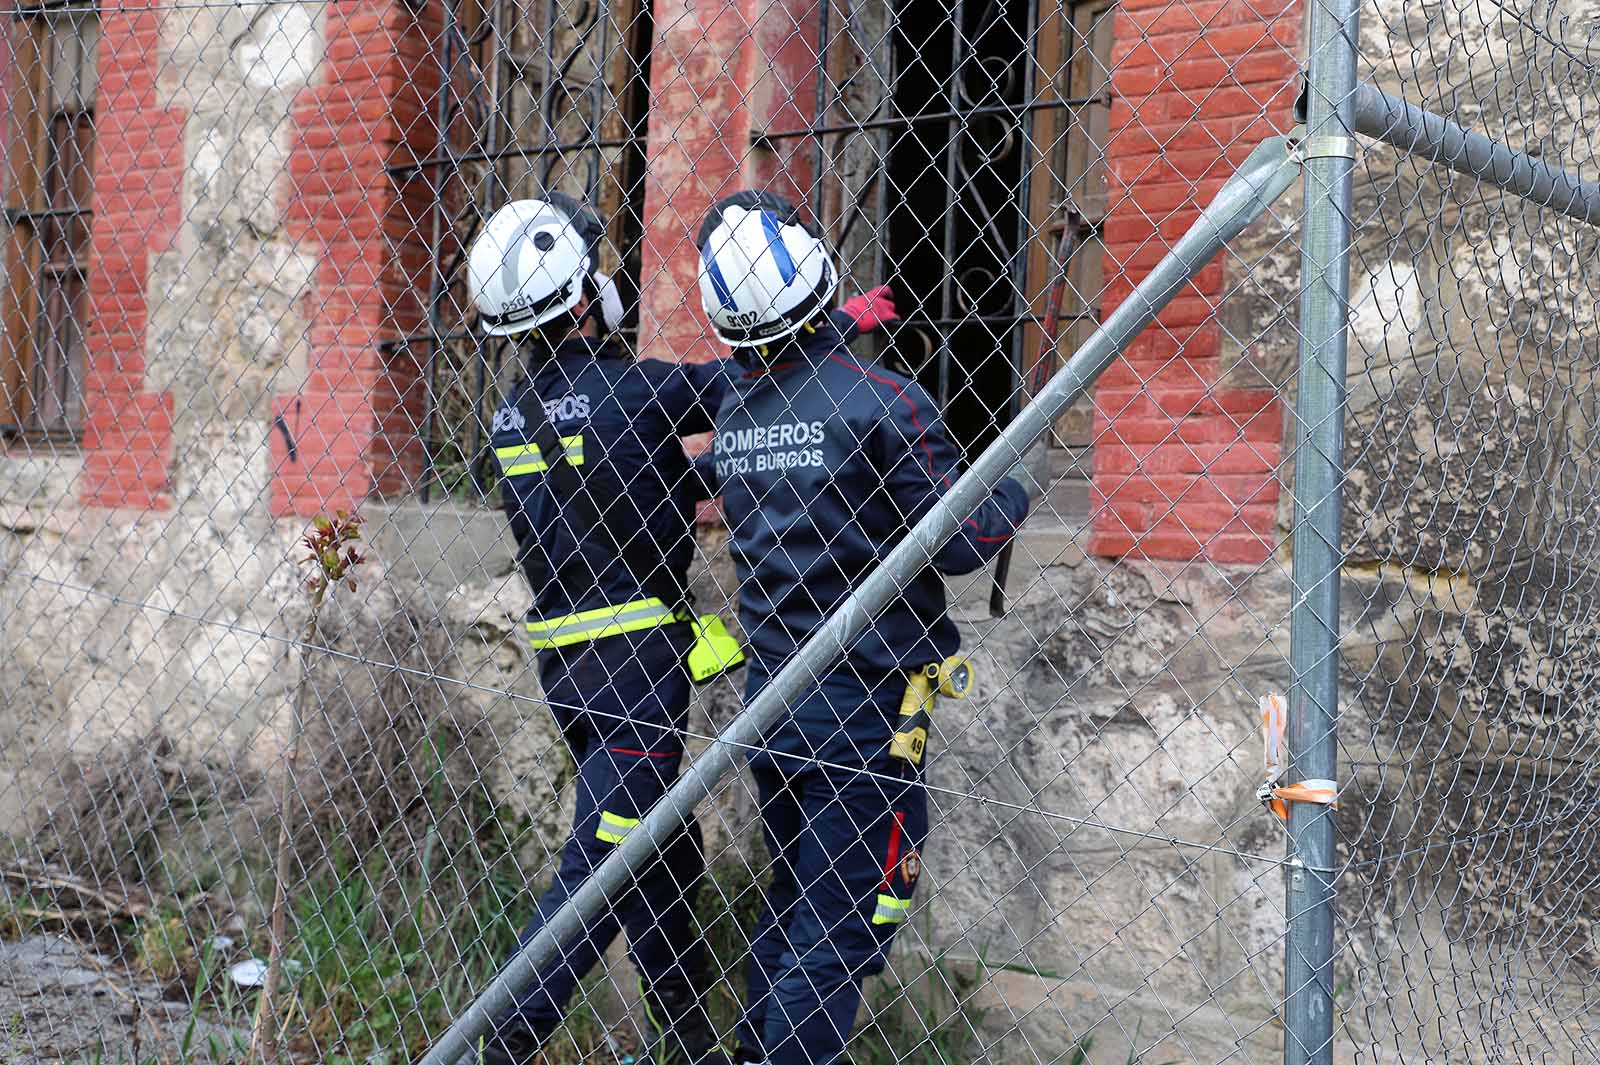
[420,133,1302,1065]
[1284,2,1360,1064]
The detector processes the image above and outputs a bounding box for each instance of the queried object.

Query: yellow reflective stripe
[596,810,639,844]
[525,597,678,649]
[872,894,911,925]
[496,443,546,476]
[495,435,584,476]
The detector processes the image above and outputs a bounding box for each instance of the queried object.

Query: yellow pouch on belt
[686,614,746,684]
[890,655,974,766]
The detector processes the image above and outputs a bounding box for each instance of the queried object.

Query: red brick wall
[1088,1,1301,564]
[77,0,438,516]
[744,0,821,212]
[272,0,440,516]
[0,27,10,201]
[73,0,1303,536]
[79,0,184,510]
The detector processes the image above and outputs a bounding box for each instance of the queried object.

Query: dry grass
[31,733,254,893]
[287,602,495,879]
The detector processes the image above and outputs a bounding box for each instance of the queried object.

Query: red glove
[839,285,899,333]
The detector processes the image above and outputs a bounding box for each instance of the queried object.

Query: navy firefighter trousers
[501,623,706,1038]
[737,668,930,1065]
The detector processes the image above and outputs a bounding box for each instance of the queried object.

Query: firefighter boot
[641,975,729,1065]
[476,1020,544,1065]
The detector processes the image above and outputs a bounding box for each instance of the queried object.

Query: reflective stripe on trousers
[871,894,910,925]
[595,810,639,844]
[525,597,681,650]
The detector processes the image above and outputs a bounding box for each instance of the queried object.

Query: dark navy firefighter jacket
[712,319,1030,681]
[492,335,730,621]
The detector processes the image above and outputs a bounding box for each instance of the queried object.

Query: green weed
[690,880,1032,1065]
[0,889,58,940]
[280,814,520,1060]
[259,770,614,1065]
[56,777,617,1063]
[693,856,768,1041]
[131,905,202,984]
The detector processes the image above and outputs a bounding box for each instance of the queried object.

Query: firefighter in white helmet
[465,192,737,1065]
[696,190,1035,1065]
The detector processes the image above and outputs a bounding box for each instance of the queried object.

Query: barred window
[2,7,98,439]
[408,0,1111,500]
[407,0,654,501]
[810,0,1115,459]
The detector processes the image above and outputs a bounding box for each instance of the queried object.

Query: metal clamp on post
[1295,135,1357,162]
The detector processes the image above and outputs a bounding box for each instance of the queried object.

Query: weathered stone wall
[0,0,544,849]
[1322,1,1600,1059]
[927,540,1293,1064]
[1,0,324,822]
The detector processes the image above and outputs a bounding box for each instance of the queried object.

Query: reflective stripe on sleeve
[495,442,546,476]
[596,810,640,844]
[495,434,584,477]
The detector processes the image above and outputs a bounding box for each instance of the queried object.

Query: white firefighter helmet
[467,197,593,336]
[697,191,837,348]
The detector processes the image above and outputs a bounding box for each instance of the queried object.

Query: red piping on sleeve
[828,352,946,485]
[827,351,1018,547]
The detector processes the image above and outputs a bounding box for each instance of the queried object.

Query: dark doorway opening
[873,0,1112,461]
[883,0,1033,459]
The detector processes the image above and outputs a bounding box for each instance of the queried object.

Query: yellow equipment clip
[685,614,746,684]
[890,655,973,765]
[934,655,974,699]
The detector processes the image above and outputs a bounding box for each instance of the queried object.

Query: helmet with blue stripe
[697,191,837,348]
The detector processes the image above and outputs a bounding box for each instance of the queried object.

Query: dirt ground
[0,934,243,1065]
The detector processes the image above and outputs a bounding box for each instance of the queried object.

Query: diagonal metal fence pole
[419,131,1303,1065]
[1344,82,1600,227]
[1284,3,1361,1065]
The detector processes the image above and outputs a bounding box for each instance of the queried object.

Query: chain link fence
[0,0,1597,1062]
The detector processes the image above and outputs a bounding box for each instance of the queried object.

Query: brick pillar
[0,26,10,198]
[272,0,440,516]
[745,0,822,211]
[79,0,184,510]
[636,0,758,366]
[635,0,824,365]
[1088,3,1300,564]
